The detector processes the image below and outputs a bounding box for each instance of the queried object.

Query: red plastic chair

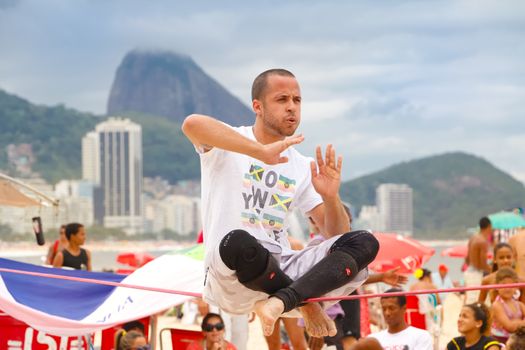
[404,295,427,330]
[159,328,204,350]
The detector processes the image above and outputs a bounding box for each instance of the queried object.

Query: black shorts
[340,291,361,339]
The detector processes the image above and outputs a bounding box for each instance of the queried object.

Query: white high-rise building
[82,117,143,234]
[376,183,413,236]
[144,195,201,236]
[82,132,100,185]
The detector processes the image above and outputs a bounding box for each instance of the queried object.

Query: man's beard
[262,113,298,137]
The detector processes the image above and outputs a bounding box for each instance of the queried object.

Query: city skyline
[0,1,524,184]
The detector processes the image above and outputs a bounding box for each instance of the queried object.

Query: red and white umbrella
[441,245,493,259]
[369,232,435,274]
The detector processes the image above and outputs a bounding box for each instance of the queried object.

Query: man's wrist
[321,193,341,203]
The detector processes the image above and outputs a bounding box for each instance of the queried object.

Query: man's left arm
[307,145,349,237]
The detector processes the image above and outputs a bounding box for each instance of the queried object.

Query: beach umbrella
[489,211,525,230]
[441,244,493,259]
[369,232,435,274]
[116,252,155,268]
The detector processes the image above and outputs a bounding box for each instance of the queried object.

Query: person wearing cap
[431,264,454,302]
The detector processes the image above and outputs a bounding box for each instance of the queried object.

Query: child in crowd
[491,267,525,344]
[478,243,525,304]
[506,326,525,350]
[447,303,502,350]
[115,330,149,350]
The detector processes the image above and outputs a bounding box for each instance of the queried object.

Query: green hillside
[0,89,199,184]
[0,90,98,182]
[341,152,525,238]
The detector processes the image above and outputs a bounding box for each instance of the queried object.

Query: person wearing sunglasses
[187,313,237,350]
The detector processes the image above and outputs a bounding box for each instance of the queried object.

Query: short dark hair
[201,312,224,331]
[381,288,406,307]
[65,223,83,241]
[251,69,295,101]
[479,217,491,230]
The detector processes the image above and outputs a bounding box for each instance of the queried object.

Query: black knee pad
[219,229,292,293]
[219,229,269,282]
[329,230,379,271]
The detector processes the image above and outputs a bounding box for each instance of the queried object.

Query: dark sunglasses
[135,346,150,350]
[202,322,225,332]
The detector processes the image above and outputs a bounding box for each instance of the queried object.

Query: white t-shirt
[369,326,433,350]
[199,125,323,264]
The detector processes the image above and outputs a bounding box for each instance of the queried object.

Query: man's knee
[219,229,293,294]
[219,229,269,282]
[329,230,379,271]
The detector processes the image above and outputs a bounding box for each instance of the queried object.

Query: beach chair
[0,309,92,349]
[405,295,427,330]
[159,327,203,350]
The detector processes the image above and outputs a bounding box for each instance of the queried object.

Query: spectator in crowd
[447,303,502,350]
[431,264,454,302]
[490,267,525,343]
[115,330,149,350]
[410,267,442,333]
[506,325,525,350]
[52,223,91,271]
[509,228,525,279]
[45,224,68,265]
[465,217,493,304]
[479,243,525,304]
[368,288,433,350]
[186,313,237,350]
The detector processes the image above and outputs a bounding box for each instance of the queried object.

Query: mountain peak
[107,50,253,126]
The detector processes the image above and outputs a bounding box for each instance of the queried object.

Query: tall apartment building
[82,117,143,234]
[82,132,100,185]
[376,183,413,236]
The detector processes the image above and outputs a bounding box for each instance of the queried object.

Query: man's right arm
[182,114,260,156]
[181,114,304,164]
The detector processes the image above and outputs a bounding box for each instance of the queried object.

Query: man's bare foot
[299,302,337,338]
[254,297,285,336]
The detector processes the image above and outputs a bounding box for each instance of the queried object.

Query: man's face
[380,297,405,328]
[254,74,301,138]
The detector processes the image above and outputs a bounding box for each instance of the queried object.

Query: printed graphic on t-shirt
[382,345,409,350]
[241,163,297,243]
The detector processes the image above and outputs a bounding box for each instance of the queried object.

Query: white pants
[464,267,483,304]
[203,234,368,314]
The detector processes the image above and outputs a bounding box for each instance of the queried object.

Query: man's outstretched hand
[256,134,304,165]
[310,144,343,199]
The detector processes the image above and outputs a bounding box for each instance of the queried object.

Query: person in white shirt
[182,68,379,339]
[368,288,433,350]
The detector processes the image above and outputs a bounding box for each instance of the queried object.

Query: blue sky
[1,0,524,183]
